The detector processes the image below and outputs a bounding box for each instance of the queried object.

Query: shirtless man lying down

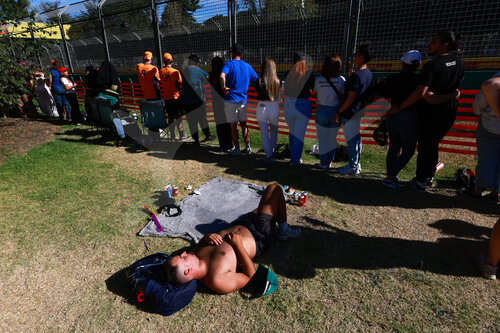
[166,184,301,294]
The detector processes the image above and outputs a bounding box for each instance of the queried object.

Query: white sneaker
[338,164,361,175]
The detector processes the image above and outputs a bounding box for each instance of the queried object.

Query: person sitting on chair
[166,184,301,294]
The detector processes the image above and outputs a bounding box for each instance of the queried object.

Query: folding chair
[96,97,121,144]
[139,100,168,139]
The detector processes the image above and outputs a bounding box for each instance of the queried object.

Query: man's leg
[256,184,301,240]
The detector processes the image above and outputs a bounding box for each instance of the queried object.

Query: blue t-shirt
[49,69,61,88]
[345,68,373,116]
[221,59,258,104]
[182,66,208,105]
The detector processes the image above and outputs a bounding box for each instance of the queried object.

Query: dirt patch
[0,117,59,164]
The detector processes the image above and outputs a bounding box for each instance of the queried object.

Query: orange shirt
[159,67,182,100]
[136,63,161,100]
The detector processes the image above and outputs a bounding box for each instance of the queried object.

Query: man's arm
[220,72,229,95]
[423,90,460,105]
[391,84,428,115]
[338,91,358,114]
[481,77,500,120]
[209,232,256,294]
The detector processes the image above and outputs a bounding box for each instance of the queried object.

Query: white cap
[401,50,422,65]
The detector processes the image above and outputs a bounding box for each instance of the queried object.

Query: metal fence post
[57,5,73,72]
[151,0,162,67]
[228,0,236,47]
[342,0,354,75]
[98,0,111,62]
[350,0,362,68]
[28,22,43,67]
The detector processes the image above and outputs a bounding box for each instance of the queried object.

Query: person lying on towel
[166,184,301,294]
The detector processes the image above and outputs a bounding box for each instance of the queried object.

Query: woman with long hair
[209,56,233,151]
[283,52,314,165]
[255,57,281,164]
[314,55,345,169]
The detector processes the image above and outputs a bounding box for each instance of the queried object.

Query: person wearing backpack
[335,44,373,175]
[314,54,345,169]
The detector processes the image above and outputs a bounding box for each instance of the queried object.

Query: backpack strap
[325,77,342,100]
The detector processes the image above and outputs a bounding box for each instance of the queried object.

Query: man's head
[428,31,460,57]
[231,43,244,58]
[187,53,199,66]
[163,52,173,65]
[401,50,421,72]
[166,251,199,286]
[354,44,372,68]
[143,51,153,64]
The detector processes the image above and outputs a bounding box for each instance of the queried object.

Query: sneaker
[277,226,302,241]
[263,156,274,165]
[290,159,303,166]
[179,134,189,141]
[203,134,216,142]
[230,149,241,156]
[382,177,403,189]
[426,177,434,187]
[409,178,426,192]
[460,188,482,201]
[488,192,499,203]
[315,162,331,170]
[475,254,497,280]
[338,164,361,175]
[243,147,252,154]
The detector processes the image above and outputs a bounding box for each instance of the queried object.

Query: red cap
[58,67,69,73]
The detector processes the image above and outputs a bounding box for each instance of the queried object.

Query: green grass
[0,122,498,332]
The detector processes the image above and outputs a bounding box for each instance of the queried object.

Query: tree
[0,0,46,115]
[160,0,202,34]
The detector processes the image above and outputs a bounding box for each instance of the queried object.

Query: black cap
[188,54,199,65]
[231,43,244,54]
[293,51,305,64]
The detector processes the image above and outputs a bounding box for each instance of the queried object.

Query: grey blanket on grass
[138,177,265,243]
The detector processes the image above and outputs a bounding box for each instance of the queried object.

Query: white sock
[279,223,289,233]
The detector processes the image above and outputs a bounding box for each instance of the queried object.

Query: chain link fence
[11,0,500,72]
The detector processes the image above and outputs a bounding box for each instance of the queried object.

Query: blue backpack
[127,253,197,316]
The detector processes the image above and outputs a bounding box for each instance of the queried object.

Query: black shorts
[164,99,182,119]
[233,212,276,257]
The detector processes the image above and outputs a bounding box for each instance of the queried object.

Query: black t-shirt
[345,68,373,115]
[373,71,419,111]
[418,53,464,108]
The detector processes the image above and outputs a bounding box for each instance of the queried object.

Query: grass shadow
[264,216,488,280]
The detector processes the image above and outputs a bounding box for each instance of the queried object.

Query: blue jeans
[341,117,362,168]
[315,104,340,165]
[385,111,418,178]
[475,121,500,191]
[284,97,311,164]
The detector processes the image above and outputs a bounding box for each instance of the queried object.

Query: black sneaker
[203,135,215,142]
[426,177,434,187]
[409,178,426,192]
[382,177,402,189]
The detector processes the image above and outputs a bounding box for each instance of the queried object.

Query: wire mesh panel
[356,0,500,71]
[102,0,155,69]
[157,0,230,68]
[235,0,349,71]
